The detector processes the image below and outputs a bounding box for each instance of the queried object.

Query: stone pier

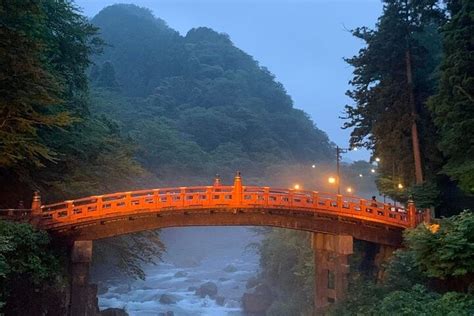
[70,240,98,316]
[312,233,353,314]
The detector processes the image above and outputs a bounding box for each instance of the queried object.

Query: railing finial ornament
[214,174,221,187]
[31,190,42,215]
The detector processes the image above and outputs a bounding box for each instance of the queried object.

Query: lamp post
[335,146,352,195]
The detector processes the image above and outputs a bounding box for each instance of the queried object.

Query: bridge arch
[1,173,428,315]
[28,173,421,246]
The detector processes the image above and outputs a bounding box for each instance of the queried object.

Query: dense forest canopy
[88,4,335,185]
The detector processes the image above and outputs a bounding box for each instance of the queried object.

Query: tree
[343,0,444,198]
[404,210,474,280]
[0,1,73,168]
[428,0,474,194]
[0,221,68,315]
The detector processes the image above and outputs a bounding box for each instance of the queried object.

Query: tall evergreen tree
[428,0,474,194]
[343,0,444,198]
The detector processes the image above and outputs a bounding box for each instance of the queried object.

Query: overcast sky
[76,0,382,161]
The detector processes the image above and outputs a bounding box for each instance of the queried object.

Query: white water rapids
[95,227,261,315]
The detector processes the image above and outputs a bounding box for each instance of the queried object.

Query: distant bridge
[0,172,429,315]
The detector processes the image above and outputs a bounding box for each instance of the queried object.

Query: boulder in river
[223,264,238,273]
[159,294,177,305]
[174,271,188,278]
[215,296,225,306]
[100,308,129,316]
[195,281,218,298]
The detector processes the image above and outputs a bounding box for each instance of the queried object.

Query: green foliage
[404,210,474,278]
[375,285,474,316]
[0,221,67,314]
[330,211,474,315]
[343,0,445,199]
[428,0,474,194]
[0,1,143,207]
[93,231,166,280]
[258,229,314,315]
[0,1,73,168]
[89,4,334,182]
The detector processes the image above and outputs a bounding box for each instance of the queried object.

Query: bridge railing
[34,180,415,230]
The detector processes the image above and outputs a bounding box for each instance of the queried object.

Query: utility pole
[336,146,341,195]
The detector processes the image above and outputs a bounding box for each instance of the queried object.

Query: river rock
[174,271,188,278]
[100,308,129,316]
[195,281,218,298]
[215,296,225,306]
[223,264,238,273]
[159,294,177,305]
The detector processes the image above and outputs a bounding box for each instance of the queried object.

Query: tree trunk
[405,49,424,184]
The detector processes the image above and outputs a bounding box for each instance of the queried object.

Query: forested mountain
[89,4,334,183]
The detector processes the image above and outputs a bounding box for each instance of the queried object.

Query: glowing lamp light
[371,169,376,173]
[352,147,358,151]
[346,187,353,193]
[359,174,364,178]
[294,184,300,190]
[311,164,316,169]
[328,177,336,184]
[375,157,381,162]
[398,183,404,189]
[429,224,440,233]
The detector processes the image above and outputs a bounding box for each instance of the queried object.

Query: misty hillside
[89,4,334,182]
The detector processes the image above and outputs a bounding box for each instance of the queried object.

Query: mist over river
[94,227,261,315]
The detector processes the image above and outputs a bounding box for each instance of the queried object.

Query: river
[96,227,261,315]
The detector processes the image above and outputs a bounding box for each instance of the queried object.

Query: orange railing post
[408,198,417,228]
[31,190,42,216]
[336,194,343,211]
[233,171,243,205]
[263,187,270,207]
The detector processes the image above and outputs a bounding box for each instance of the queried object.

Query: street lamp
[398,183,404,189]
[375,157,381,162]
[294,184,301,190]
[328,177,336,184]
[311,164,316,169]
[346,187,353,194]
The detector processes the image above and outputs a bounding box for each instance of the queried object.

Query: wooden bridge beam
[312,233,353,315]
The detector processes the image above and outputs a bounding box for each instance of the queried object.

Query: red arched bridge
[0,172,430,315]
[1,172,427,246]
